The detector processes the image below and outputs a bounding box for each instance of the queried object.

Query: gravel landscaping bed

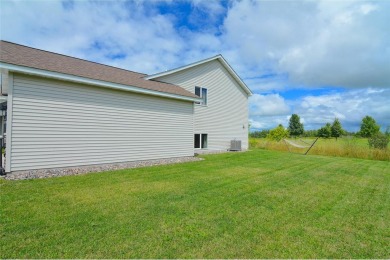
[3,156,203,180]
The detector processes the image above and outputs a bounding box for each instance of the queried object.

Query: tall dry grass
[249,137,390,161]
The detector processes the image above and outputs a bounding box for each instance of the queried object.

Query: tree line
[250,114,389,149]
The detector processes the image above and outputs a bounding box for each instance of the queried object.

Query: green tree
[385,126,390,137]
[317,123,332,138]
[359,116,380,137]
[288,114,304,137]
[331,118,343,140]
[267,124,289,141]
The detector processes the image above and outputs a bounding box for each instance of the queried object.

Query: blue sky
[1,0,389,131]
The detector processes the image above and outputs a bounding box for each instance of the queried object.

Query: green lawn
[1,149,389,258]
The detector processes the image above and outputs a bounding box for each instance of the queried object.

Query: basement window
[194,134,208,149]
[195,86,207,106]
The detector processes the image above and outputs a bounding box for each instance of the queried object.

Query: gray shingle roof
[0,40,197,99]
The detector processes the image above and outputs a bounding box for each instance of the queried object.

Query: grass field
[1,149,389,258]
[250,137,390,161]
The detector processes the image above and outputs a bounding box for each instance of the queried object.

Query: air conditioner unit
[230,140,242,151]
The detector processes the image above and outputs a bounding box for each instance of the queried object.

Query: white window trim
[194,133,208,149]
[195,86,208,106]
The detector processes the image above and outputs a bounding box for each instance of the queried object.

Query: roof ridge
[0,40,147,77]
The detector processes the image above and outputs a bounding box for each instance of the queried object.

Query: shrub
[368,133,389,150]
[267,124,289,141]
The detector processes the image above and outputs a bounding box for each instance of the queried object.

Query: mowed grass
[1,149,389,258]
[250,137,390,161]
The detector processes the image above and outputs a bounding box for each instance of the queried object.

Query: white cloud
[223,0,390,88]
[0,0,222,74]
[189,0,226,27]
[3,0,388,89]
[359,3,378,15]
[293,88,390,131]
[249,93,290,116]
[249,119,267,130]
[250,116,288,130]
[248,93,291,130]
[244,73,290,92]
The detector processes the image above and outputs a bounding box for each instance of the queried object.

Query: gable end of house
[145,55,253,96]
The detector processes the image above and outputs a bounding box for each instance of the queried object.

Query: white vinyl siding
[156,60,249,151]
[9,74,194,171]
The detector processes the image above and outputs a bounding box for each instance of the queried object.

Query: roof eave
[0,62,202,102]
